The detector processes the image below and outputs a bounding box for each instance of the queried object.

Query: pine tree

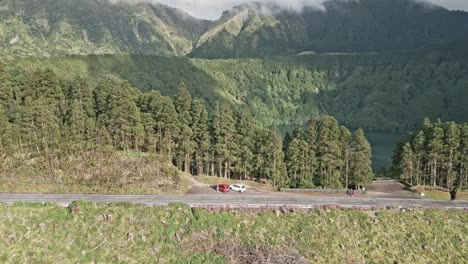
[175,84,194,173]
[266,127,287,187]
[316,116,343,188]
[139,91,179,160]
[27,69,66,124]
[458,123,468,190]
[94,79,113,124]
[443,122,460,189]
[68,98,87,144]
[190,98,211,175]
[0,105,11,151]
[141,112,158,152]
[285,128,315,188]
[427,122,445,187]
[340,126,352,188]
[0,63,13,111]
[400,142,414,184]
[30,99,61,152]
[212,102,236,178]
[234,107,256,179]
[106,83,144,150]
[412,131,426,185]
[350,129,374,187]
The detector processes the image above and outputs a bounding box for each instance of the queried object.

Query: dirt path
[364,181,417,199]
[185,175,209,187]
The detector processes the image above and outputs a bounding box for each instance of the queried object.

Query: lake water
[278,125,404,171]
[365,132,404,170]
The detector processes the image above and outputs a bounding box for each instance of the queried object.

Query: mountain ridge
[1,0,468,58]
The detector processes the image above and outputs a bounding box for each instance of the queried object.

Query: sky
[151,0,468,20]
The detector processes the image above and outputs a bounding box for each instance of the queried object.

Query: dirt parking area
[364,181,418,199]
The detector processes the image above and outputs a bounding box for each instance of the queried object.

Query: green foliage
[0,0,212,57]
[191,0,468,58]
[0,63,373,190]
[284,116,373,189]
[394,119,468,190]
[351,129,374,185]
[6,49,467,133]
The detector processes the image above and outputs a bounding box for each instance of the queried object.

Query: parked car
[217,184,230,193]
[230,184,246,193]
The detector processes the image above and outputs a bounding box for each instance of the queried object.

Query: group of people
[347,186,366,197]
[346,189,356,197]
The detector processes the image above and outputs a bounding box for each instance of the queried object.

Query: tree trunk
[415,159,420,185]
[219,162,222,177]
[447,148,453,189]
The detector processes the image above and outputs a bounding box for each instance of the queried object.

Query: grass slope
[0,151,190,194]
[0,203,467,263]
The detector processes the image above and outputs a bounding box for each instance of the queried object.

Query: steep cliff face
[0,0,212,57]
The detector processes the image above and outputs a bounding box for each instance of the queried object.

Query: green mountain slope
[0,0,212,57]
[2,0,468,58]
[7,46,468,132]
[191,0,468,58]
[191,2,306,58]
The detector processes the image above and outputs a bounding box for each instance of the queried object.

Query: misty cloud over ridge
[149,0,324,19]
[121,0,468,20]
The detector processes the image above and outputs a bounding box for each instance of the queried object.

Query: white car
[230,184,246,193]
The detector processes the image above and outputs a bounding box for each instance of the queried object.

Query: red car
[217,184,230,193]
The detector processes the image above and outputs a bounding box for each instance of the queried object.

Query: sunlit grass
[0,203,466,263]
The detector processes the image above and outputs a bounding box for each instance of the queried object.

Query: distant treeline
[7,50,468,133]
[393,119,468,190]
[0,65,373,189]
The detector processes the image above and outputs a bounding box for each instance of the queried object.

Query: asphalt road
[0,193,467,209]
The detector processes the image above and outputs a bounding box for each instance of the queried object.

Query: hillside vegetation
[393,118,468,191]
[0,64,372,190]
[0,203,467,263]
[6,48,468,132]
[1,0,468,58]
[192,0,468,58]
[0,0,211,57]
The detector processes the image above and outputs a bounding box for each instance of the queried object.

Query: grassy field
[195,175,277,192]
[423,190,468,201]
[0,202,467,263]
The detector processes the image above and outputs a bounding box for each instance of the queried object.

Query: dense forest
[393,119,468,190]
[0,64,373,189]
[6,49,468,132]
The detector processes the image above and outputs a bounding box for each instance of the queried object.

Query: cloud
[431,0,468,11]
[129,0,468,20]
[154,0,323,19]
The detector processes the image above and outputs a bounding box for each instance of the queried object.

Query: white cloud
[154,0,323,20]
[431,0,468,11]
[142,0,468,20]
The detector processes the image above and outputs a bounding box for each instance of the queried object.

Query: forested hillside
[7,47,468,132]
[0,64,373,189]
[0,0,211,57]
[192,0,468,58]
[1,0,468,58]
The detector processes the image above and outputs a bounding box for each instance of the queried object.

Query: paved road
[0,193,467,209]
